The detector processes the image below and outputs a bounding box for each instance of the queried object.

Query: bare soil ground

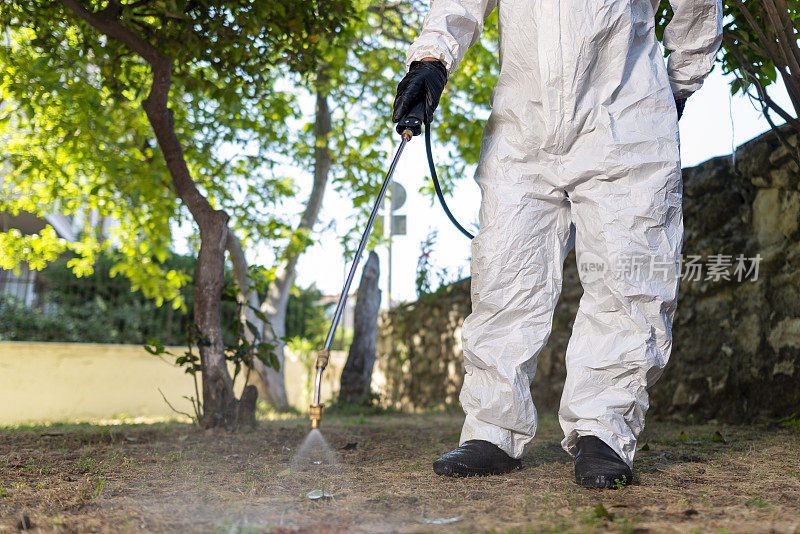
[1,412,799,533]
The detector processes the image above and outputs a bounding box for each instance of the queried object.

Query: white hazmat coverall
[406,0,722,466]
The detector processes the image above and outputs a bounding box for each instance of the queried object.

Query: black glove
[675,97,687,120]
[392,60,448,125]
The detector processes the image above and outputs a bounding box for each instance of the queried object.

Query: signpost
[382,181,406,308]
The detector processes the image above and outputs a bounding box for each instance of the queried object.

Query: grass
[0,413,799,533]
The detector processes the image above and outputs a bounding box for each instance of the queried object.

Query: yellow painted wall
[0,341,352,425]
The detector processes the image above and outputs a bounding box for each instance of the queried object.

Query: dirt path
[1,413,798,533]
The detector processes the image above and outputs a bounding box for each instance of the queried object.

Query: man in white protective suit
[392,0,722,487]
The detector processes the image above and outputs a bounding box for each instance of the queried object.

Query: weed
[0,483,6,497]
[611,476,630,490]
[24,457,36,471]
[581,502,611,526]
[614,512,640,534]
[75,457,98,474]
[778,414,800,433]
[93,478,105,498]
[746,496,769,508]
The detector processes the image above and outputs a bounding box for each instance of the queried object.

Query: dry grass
[1,412,799,533]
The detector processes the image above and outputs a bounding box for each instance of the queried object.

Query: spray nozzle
[309,349,329,429]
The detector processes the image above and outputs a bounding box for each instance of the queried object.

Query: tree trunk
[225,231,286,409]
[58,0,241,428]
[249,70,333,410]
[339,251,381,405]
[192,212,235,428]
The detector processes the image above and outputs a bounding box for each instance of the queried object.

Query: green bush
[1,252,332,346]
[0,292,81,342]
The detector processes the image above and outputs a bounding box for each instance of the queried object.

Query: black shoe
[433,440,522,477]
[574,436,633,489]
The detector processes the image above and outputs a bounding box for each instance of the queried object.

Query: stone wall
[377,127,800,421]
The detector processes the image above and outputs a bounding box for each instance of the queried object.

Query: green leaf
[144,338,165,355]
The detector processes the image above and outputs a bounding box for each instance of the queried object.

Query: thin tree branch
[732,0,784,65]
[762,0,800,80]
[768,0,800,70]
[59,0,165,67]
[723,33,800,128]
[726,28,769,58]
[58,0,224,226]
[158,387,196,422]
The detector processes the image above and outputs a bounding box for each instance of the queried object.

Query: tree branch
[58,0,223,226]
[731,0,784,66]
[724,33,800,133]
[58,0,165,67]
[762,0,800,81]
[726,29,769,58]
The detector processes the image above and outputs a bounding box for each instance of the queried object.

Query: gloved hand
[675,98,687,120]
[392,59,448,125]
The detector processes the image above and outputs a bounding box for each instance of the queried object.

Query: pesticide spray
[288,113,417,503]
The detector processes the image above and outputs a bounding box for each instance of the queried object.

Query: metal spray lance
[308,103,426,429]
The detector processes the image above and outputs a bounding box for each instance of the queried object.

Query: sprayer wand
[309,105,425,429]
[309,97,475,428]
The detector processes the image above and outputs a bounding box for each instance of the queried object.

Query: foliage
[144,292,280,425]
[415,230,437,296]
[0,0,498,310]
[285,284,333,346]
[0,293,80,342]
[0,0,356,298]
[721,0,800,142]
[414,229,461,298]
[0,252,197,343]
[656,0,800,140]
[0,252,331,346]
[778,413,800,432]
[0,22,187,305]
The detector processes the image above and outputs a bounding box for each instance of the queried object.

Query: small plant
[78,477,106,501]
[145,286,280,425]
[415,230,437,296]
[414,229,461,298]
[92,478,105,499]
[590,502,612,520]
[778,414,800,433]
[746,496,769,508]
[75,457,98,475]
